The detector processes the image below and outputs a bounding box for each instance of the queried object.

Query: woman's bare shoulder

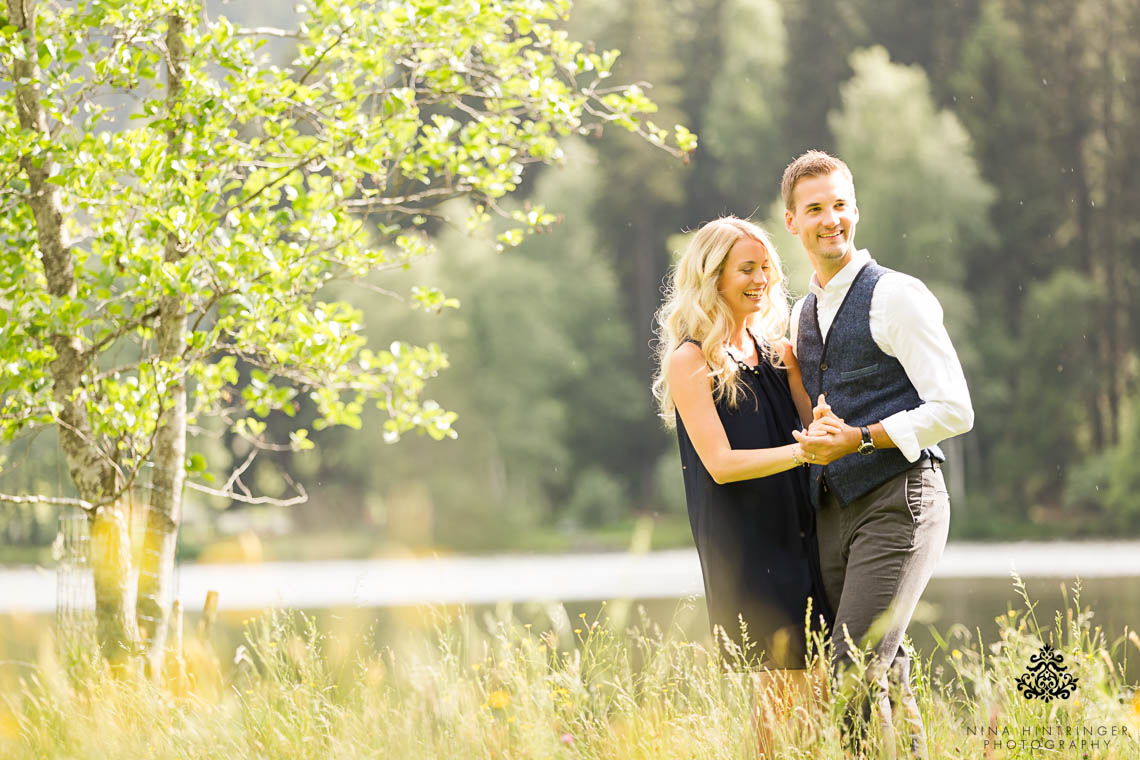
[669,340,712,391]
[669,339,705,368]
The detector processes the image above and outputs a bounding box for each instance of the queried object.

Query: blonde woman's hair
[652,216,790,428]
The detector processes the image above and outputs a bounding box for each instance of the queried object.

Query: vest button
[820,363,829,371]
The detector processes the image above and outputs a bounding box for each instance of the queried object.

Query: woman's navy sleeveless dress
[676,337,827,668]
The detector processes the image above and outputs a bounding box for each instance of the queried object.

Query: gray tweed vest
[797,261,943,509]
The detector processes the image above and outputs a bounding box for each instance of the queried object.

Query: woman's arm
[668,343,840,484]
[778,338,813,428]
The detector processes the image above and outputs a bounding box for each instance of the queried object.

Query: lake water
[5,542,1140,613]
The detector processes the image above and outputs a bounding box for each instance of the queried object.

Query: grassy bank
[1,581,1138,759]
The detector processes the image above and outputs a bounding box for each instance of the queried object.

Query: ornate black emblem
[1015,643,1078,701]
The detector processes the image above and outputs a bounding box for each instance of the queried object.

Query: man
[784,150,973,758]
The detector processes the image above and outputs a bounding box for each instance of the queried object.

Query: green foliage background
[4,0,1140,555]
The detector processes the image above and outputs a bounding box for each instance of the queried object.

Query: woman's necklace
[725,336,762,376]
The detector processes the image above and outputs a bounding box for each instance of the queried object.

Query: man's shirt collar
[808,248,871,297]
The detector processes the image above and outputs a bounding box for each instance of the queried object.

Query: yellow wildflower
[488,689,510,709]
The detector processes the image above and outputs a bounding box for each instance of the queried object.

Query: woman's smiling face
[717,237,771,321]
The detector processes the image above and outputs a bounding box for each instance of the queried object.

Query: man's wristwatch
[858,425,876,455]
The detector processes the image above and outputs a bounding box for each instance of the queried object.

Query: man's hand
[792,395,861,464]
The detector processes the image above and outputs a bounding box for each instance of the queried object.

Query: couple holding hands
[653,150,973,757]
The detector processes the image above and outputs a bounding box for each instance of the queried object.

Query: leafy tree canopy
[0,0,692,667]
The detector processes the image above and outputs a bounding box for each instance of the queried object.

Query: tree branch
[184,478,308,507]
[0,492,94,510]
[235,26,300,38]
[343,186,468,209]
[86,306,161,357]
[226,151,318,213]
[220,447,258,496]
[297,24,351,86]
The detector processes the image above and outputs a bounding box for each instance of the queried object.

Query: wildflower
[952,649,961,659]
[488,690,510,709]
[1131,691,1140,718]
[0,707,19,739]
[559,732,575,746]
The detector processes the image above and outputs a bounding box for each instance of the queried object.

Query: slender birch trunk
[136,12,190,679]
[6,0,137,666]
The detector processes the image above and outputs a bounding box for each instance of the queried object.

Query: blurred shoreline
[3,541,1140,613]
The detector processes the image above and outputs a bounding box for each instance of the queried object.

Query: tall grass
[2,580,1139,759]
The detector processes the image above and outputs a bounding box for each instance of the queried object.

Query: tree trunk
[92,503,137,667]
[5,0,138,666]
[1098,6,1129,450]
[137,11,190,679]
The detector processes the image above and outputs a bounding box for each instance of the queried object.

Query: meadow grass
[1,580,1139,759]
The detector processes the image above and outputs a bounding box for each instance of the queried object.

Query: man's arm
[872,275,974,461]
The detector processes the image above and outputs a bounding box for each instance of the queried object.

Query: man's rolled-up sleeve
[874,276,974,463]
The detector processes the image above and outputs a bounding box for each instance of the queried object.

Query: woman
[652,216,838,675]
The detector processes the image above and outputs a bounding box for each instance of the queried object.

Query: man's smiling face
[784,170,860,277]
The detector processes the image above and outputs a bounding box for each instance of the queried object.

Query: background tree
[852,0,982,105]
[320,139,647,545]
[0,0,691,671]
[951,0,1140,524]
[777,0,867,155]
[701,0,788,215]
[581,0,692,510]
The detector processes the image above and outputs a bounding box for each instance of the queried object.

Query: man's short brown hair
[780,150,854,211]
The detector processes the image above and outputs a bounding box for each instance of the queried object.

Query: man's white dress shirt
[790,249,974,462]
